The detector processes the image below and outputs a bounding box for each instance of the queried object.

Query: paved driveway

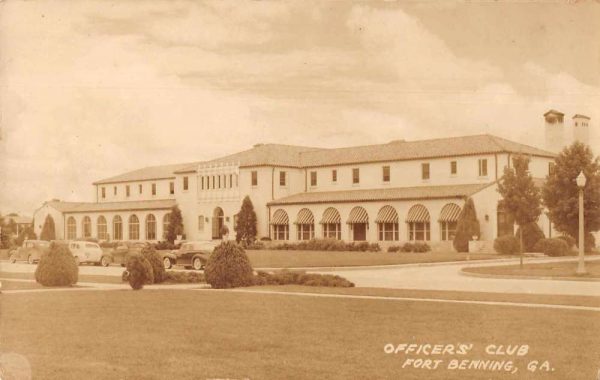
[319,257,600,297]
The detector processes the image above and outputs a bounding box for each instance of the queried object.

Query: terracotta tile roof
[46,199,176,213]
[93,162,202,185]
[268,183,493,206]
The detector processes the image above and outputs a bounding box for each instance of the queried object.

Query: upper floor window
[450,161,457,175]
[229,174,233,188]
[352,168,360,184]
[332,169,337,183]
[218,175,221,189]
[310,171,317,187]
[101,187,106,199]
[422,163,430,180]
[139,184,143,194]
[280,171,286,186]
[478,159,488,177]
[183,176,189,191]
[113,186,117,195]
[170,182,174,195]
[152,183,157,196]
[382,166,390,182]
[251,171,258,187]
[126,185,130,197]
[549,162,556,175]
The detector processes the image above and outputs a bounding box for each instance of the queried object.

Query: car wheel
[27,255,34,265]
[10,256,17,264]
[73,256,80,266]
[101,256,110,267]
[163,257,172,270]
[192,257,203,271]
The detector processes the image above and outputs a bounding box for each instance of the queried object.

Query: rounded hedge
[141,245,166,284]
[515,222,545,252]
[533,238,569,257]
[204,241,254,289]
[493,235,520,255]
[35,242,78,286]
[126,254,154,290]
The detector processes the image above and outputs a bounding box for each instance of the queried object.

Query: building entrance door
[353,223,367,241]
[212,207,224,239]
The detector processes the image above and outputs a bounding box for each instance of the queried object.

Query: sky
[1,0,599,215]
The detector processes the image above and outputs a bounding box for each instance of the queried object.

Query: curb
[460,268,600,282]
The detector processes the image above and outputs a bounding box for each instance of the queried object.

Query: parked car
[8,240,50,264]
[68,241,111,266]
[107,241,148,266]
[162,241,219,270]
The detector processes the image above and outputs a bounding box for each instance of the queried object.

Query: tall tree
[542,142,600,249]
[165,205,184,243]
[497,154,542,267]
[235,196,257,245]
[452,198,481,253]
[40,215,56,241]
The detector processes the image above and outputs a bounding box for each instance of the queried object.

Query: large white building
[34,130,565,252]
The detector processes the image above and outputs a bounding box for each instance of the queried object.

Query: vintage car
[107,241,148,266]
[68,241,111,266]
[8,240,51,264]
[162,241,219,270]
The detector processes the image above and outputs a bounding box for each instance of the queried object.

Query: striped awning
[271,209,289,225]
[295,208,314,225]
[320,207,341,224]
[439,203,461,222]
[346,206,369,224]
[375,205,399,223]
[406,204,430,223]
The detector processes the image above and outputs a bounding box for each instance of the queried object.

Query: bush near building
[125,254,154,290]
[34,242,78,287]
[556,235,576,249]
[493,235,520,255]
[453,198,480,253]
[253,270,354,287]
[204,241,254,289]
[387,242,431,253]
[40,215,56,241]
[141,245,166,284]
[165,205,184,243]
[533,238,570,257]
[235,196,258,245]
[514,222,545,252]
[273,239,380,252]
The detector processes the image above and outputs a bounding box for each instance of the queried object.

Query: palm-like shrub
[514,222,545,252]
[453,198,480,252]
[141,245,166,283]
[126,254,154,290]
[204,241,254,289]
[35,242,78,286]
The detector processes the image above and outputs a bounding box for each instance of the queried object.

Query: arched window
[113,215,123,241]
[295,208,315,241]
[320,207,341,240]
[67,217,77,239]
[406,204,431,241]
[376,206,399,241]
[271,209,289,240]
[163,213,170,239]
[439,203,461,241]
[82,216,92,238]
[129,215,140,240]
[97,216,108,240]
[146,214,156,240]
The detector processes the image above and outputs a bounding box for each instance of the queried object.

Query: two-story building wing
[33,134,557,251]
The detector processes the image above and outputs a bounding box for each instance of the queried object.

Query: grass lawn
[2,289,599,379]
[246,249,504,268]
[463,260,600,280]
[0,270,123,284]
[1,280,46,290]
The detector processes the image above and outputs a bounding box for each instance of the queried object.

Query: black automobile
[162,241,219,270]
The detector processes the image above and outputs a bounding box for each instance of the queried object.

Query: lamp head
[576,171,587,188]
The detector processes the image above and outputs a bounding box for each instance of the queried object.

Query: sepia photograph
[1,0,599,379]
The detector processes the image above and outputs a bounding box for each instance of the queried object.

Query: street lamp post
[576,171,587,275]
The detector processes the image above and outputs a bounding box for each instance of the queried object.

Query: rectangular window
[422,163,430,180]
[310,171,317,187]
[114,186,117,195]
[126,185,130,197]
[229,174,233,188]
[323,223,341,240]
[201,177,205,190]
[440,221,458,241]
[478,159,488,177]
[218,175,221,189]
[378,223,399,241]
[273,225,289,240]
[170,182,174,195]
[549,162,555,175]
[183,176,189,190]
[212,175,216,189]
[297,224,315,241]
[139,184,142,194]
[382,166,390,182]
[279,171,286,186]
[198,215,204,231]
[352,168,360,184]
[152,183,156,196]
[251,171,258,186]
[409,222,431,241]
[101,187,106,199]
[450,161,457,175]
[332,169,337,183]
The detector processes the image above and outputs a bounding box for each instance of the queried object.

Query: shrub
[493,235,520,255]
[535,238,570,257]
[585,232,596,253]
[387,246,400,253]
[164,271,206,283]
[141,245,166,284]
[253,270,354,287]
[412,242,431,253]
[401,243,414,252]
[40,215,56,241]
[272,239,380,252]
[235,196,257,245]
[556,235,576,249]
[244,241,265,250]
[453,198,481,253]
[514,222,545,252]
[34,242,78,286]
[125,254,154,290]
[260,237,272,241]
[204,241,254,289]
